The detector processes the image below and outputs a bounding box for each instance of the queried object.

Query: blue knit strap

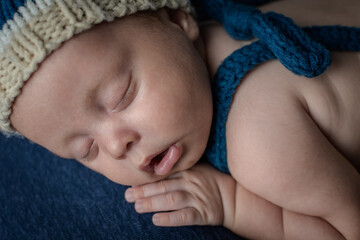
[222,1,331,78]
[191,0,276,21]
[304,26,360,51]
[205,40,275,173]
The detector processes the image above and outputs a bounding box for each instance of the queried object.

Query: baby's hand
[125,163,227,227]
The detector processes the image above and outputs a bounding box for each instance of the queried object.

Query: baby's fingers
[153,208,201,227]
[125,178,182,202]
[134,191,189,213]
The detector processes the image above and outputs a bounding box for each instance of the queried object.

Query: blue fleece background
[0,135,242,240]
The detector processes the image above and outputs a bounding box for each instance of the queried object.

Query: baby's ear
[160,8,199,42]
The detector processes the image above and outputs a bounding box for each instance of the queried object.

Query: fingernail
[153,215,160,225]
[125,189,134,202]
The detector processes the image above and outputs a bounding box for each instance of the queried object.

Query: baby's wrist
[214,171,237,229]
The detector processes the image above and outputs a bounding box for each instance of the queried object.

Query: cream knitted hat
[0,0,192,136]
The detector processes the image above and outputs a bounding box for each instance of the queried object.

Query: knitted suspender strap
[204,2,360,173]
[222,1,332,77]
[205,41,275,173]
[304,26,360,51]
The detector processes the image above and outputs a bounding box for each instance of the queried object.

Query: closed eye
[81,140,99,162]
[112,73,136,112]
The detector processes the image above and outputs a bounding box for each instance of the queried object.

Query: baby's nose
[104,130,139,159]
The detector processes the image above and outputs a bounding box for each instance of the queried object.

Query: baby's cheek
[83,159,132,185]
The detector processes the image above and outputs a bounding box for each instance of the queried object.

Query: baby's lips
[154,143,182,176]
[140,148,168,173]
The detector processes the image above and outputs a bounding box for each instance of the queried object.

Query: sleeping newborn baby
[1,0,359,239]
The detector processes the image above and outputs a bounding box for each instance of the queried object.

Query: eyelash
[112,75,135,113]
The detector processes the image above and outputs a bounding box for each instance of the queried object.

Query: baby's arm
[125,162,350,239]
[225,63,360,239]
[224,123,359,239]
[222,179,347,239]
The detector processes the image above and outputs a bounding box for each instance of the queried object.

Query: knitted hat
[0,0,192,136]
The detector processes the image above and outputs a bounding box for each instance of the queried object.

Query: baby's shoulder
[226,58,307,133]
[225,51,360,173]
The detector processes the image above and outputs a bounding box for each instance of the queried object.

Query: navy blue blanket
[0,135,241,239]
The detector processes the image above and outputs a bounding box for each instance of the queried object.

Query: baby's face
[10,10,213,186]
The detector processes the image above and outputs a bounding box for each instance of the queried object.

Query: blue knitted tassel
[222,2,331,78]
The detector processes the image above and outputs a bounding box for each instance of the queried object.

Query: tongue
[154,144,182,176]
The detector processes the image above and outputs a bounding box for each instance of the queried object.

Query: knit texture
[0,0,192,135]
[203,2,360,173]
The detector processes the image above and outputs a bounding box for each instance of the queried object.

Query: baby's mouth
[148,149,169,170]
[141,144,183,176]
[141,149,169,173]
